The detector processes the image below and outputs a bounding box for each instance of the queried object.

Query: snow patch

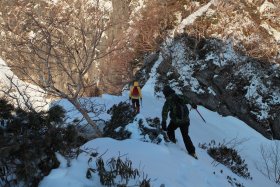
[167,40,205,94]
[260,23,280,43]
[259,0,276,13]
[244,76,269,120]
[176,0,214,34]
[28,31,36,40]
[270,92,280,105]
[208,87,216,96]
[141,54,163,96]
[0,59,49,111]
[206,40,240,67]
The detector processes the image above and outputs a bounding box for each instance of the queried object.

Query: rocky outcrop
[152,35,280,139]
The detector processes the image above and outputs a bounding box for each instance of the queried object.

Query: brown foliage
[128,0,183,54]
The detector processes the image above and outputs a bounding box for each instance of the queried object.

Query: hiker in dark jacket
[161,85,198,159]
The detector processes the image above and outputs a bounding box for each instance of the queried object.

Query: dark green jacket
[162,93,193,124]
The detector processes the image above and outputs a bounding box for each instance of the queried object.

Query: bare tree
[0,74,48,112]
[257,142,280,184]
[0,0,125,137]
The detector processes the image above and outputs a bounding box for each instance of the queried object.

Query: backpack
[131,86,139,97]
[171,95,189,123]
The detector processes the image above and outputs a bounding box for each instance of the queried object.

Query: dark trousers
[131,99,140,113]
[167,120,195,154]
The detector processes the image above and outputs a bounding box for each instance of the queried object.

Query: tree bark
[69,99,102,138]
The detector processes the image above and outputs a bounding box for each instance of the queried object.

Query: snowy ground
[39,62,279,187]
[1,54,278,187]
[1,1,279,186]
[0,59,49,111]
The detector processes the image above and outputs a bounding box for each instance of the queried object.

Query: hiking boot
[189,152,198,159]
[169,138,177,144]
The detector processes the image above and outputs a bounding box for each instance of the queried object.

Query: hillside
[0,1,280,186]
[39,60,279,187]
[1,0,279,94]
[131,0,280,139]
[0,0,279,139]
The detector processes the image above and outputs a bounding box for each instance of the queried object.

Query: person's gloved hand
[161,121,167,131]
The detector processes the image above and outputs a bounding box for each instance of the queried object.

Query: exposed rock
[153,35,279,139]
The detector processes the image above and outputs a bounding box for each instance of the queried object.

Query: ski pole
[125,99,130,103]
[125,99,132,106]
[195,109,206,123]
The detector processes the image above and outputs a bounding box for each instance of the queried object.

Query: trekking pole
[140,98,143,108]
[195,109,206,123]
[124,99,130,103]
[124,99,131,105]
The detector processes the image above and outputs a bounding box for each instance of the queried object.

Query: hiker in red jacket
[129,81,142,113]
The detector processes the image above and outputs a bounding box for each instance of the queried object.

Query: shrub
[84,149,151,187]
[141,117,169,144]
[199,139,252,180]
[226,176,245,187]
[103,102,168,144]
[103,102,136,140]
[256,142,280,185]
[0,99,84,186]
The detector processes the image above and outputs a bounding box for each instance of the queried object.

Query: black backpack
[171,95,189,123]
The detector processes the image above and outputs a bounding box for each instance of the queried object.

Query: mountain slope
[39,61,279,187]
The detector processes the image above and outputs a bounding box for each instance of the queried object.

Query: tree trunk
[69,99,102,138]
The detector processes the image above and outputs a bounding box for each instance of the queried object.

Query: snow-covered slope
[0,59,48,111]
[39,106,279,187]
[39,60,279,187]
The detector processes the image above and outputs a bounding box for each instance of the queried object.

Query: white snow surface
[39,59,279,187]
[259,0,276,13]
[0,59,48,111]
[1,2,279,185]
[176,0,214,34]
[260,23,280,43]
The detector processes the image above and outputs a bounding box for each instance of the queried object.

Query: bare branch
[0,0,126,137]
[256,142,280,184]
